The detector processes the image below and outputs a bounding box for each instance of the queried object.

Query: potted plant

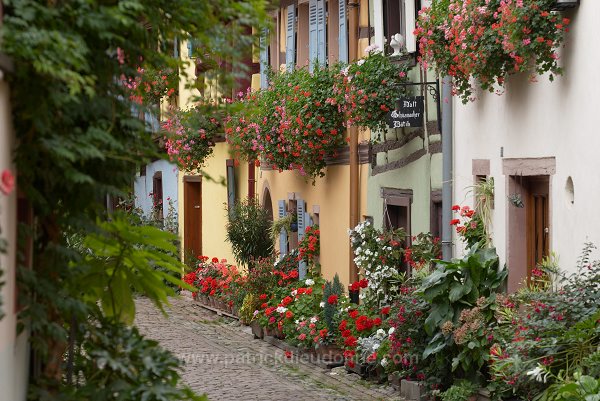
[415,0,572,103]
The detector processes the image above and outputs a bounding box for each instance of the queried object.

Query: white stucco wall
[0,77,29,401]
[452,3,599,275]
[134,160,179,217]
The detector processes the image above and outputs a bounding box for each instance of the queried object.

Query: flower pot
[315,344,344,363]
[250,320,264,339]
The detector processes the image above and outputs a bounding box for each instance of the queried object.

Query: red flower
[0,169,15,195]
[380,307,391,315]
[285,351,293,359]
[259,294,267,300]
[450,218,460,225]
[339,320,348,331]
[373,317,382,326]
[367,352,377,362]
[451,204,460,211]
[282,296,293,306]
[349,310,359,319]
[327,295,338,305]
[286,310,294,319]
[211,257,219,263]
[344,336,357,347]
[347,360,355,368]
[359,279,369,288]
[319,328,328,337]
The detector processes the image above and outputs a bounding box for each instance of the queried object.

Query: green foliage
[537,372,600,401]
[49,321,207,401]
[2,0,270,394]
[239,293,259,324]
[78,215,191,324]
[225,197,273,267]
[323,274,344,338]
[439,380,479,401]
[419,248,506,380]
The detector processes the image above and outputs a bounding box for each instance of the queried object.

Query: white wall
[0,77,29,401]
[453,3,600,275]
[133,160,179,217]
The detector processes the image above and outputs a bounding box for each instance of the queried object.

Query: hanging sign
[386,96,425,128]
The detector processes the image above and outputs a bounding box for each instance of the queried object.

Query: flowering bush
[331,46,409,132]
[337,303,385,368]
[489,244,600,399]
[298,224,320,265]
[226,66,345,180]
[190,257,241,307]
[123,66,178,106]
[415,0,571,103]
[404,232,441,273]
[451,205,488,249]
[162,104,222,173]
[349,220,407,307]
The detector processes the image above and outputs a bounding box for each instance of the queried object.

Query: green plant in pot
[270,213,297,240]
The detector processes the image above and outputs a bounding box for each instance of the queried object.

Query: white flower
[388,327,395,335]
[526,365,549,383]
[373,343,380,350]
[319,302,325,308]
[381,358,388,367]
[276,306,288,313]
[364,44,381,54]
[341,66,350,76]
[376,329,386,338]
[357,59,365,66]
[310,316,318,323]
[305,278,315,286]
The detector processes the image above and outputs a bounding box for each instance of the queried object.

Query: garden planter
[249,320,263,339]
[388,373,401,390]
[315,344,344,363]
[400,380,428,401]
[345,362,368,378]
[367,365,387,384]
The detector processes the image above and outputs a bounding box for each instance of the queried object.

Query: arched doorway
[262,187,273,222]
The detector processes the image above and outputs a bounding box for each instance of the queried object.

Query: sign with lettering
[386,96,425,128]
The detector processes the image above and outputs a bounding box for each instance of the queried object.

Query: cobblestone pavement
[135,296,402,401]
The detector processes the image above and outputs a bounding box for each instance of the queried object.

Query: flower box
[400,380,428,401]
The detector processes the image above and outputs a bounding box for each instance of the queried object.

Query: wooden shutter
[174,37,179,58]
[338,0,348,63]
[285,4,296,71]
[405,0,417,53]
[316,0,326,64]
[226,160,235,216]
[308,0,318,72]
[297,199,307,279]
[278,200,287,257]
[260,28,269,89]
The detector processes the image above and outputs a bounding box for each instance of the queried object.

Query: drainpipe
[441,75,453,261]
[348,0,360,284]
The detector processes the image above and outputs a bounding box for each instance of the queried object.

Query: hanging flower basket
[415,0,572,103]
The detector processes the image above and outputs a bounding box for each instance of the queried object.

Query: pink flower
[0,169,15,195]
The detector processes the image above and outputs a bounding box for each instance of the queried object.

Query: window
[379,0,418,53]
[430,190,442,239]
[152,172,163,220]
[381,188,412,235]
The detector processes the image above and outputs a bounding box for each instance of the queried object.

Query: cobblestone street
[135,297,401,401]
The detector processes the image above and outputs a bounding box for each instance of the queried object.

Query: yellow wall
[258,162,369,286]
[177,41,251,267]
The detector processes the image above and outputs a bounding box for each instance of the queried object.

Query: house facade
[451,2,593,291]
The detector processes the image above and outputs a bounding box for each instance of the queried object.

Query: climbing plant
[1,0,269,397]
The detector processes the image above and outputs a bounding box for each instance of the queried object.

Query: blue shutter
[187,40,193,58]
[278,200,287,258]
[260,28,269,89]
[285,5,296,71]
[297,200,307,279]
[338,0,348,63]
[174,37,179,58]
[308,0,318,72]
[316,0,326,64]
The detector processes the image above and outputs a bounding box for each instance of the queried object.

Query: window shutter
[316,0,326,64]
[405,0,417,53]
[285,5,296,71]
[338,0,348,63]
[260,28,269,89]
[187,40,194,58]
[308,0,318,72]
[226,160,235,216]
[278,200,287,257]
[174,37,179,58]
[297,200,307,279]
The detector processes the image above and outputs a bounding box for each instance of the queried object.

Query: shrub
[225,197,273,268]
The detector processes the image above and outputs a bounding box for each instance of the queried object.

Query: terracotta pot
[316,344,344,362]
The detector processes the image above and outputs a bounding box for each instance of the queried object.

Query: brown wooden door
[184,180,202,258]
[526,177,549,283]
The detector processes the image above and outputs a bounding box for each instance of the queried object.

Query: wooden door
[184,179,202,258]
[526,177,549,283]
